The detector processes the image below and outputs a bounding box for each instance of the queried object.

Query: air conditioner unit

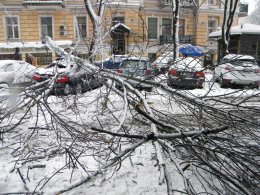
[60,25,67,36]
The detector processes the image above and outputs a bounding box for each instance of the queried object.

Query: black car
[167,57,205,89]
[32,59,103,95]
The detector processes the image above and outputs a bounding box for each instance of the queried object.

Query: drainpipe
[193,5,198,45]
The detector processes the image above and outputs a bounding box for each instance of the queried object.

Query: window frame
[39,16,54,40]
[147,17,158,40]
[208,0,216,5]
[4,16,20,41]
[162,18,172,36]
[207,17,218,37]
[178,19,186,36]
[75,16,87,39]
[112,16,125,26]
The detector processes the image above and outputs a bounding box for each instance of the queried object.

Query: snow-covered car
[32,59,103,95]
[167,57,205,89]
[0,60,36,93]
[115,57,155,91]
[214,54,260,88]
[152,52,173,74]
[94,55,128,70]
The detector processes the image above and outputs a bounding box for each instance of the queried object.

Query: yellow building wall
[0,15,4,42]
[0,10,76,42]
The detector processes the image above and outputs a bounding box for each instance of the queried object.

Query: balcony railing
[160,0,195,8]
[160,35,193,45]
[23,0,64,7]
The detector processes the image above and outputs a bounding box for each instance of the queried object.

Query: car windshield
[46,62,66,69]
[121,60,147,69]
[1,63,14,72]
[230,60,257,67]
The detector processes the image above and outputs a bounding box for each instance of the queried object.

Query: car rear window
[121,60,147,69]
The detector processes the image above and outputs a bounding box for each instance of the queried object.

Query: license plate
[182,72,193,77]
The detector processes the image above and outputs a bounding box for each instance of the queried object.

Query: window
[76,16,87,39]
[208,0,216,5]
[40,16,53,40]
[5,16,19,40]
[208,17,217,36]
[148,18,158,39]
[179,19,185,36]
[162,18,172,36]
[112,16,124,26]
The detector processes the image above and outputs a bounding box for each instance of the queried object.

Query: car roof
[122,56,149,61]
[0,60,16,65]
[223,54,256,60]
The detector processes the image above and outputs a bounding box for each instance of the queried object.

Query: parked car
[214,54,260,88]
[115,57,154,91]
[0,60,36,93]
[152,52,173,74]
[95,55,128,70]
[32,59,103,95]
[167,57,205,89]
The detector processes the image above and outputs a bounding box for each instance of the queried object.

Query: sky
[243,0,257,14]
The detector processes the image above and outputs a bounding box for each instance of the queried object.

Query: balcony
[23,0,65,8]
[238,3,248,17]
[160,0,195,8]
[160,35,193,45]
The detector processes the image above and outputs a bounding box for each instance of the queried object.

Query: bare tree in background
[0,1,259,195]
[250,0,260,24]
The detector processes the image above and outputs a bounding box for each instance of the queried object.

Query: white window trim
[4,15,21,41]
[147,16,159,40]
[74,15,88,40]
[39,15,54,41]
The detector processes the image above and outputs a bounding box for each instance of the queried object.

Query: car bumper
[167,77,204,88]
[223,73,260,86]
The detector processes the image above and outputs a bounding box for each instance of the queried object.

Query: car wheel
[115,83,123,91]
[198,84,204,89]
[212,71,218,82]
[75,82,83,95]
[64,84,71,95]
[219,75,227,88]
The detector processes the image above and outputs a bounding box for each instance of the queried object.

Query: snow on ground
[0,87,168,194]
[0,71,260,194]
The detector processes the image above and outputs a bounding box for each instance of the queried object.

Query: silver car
[214,54,260,88]
[0,60,36,93]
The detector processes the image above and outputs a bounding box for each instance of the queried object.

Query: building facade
[0,0,246,65]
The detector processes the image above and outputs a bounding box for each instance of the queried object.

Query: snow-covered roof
[110,23,131,33]
[209,23,260,38]
[222,54,256,61]
[0,40,72,49]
